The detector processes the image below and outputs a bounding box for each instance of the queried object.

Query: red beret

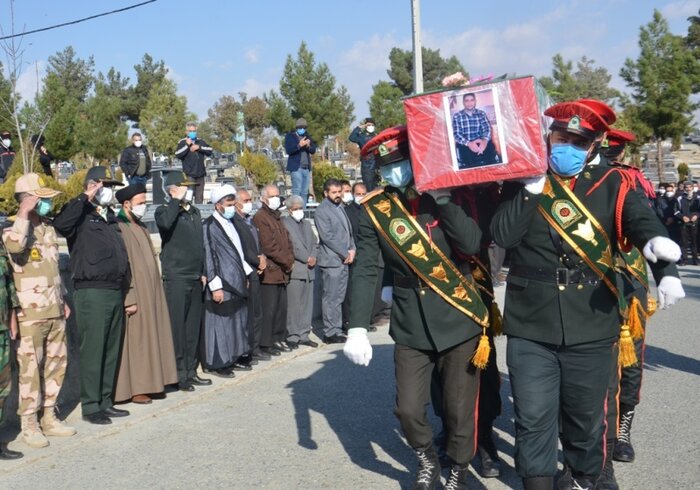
[360,125,410,166]
[604,129,635,148]
[577,99,617,125]
[545,101,610,138]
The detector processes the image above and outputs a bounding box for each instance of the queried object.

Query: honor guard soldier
[491,100,685,490]
[344,126,490,490]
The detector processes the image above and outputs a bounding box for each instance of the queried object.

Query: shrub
[312,162,347,199]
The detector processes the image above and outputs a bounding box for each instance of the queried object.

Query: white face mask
[184,189,194,203]
[354,195,364,206]
[130,203,147,219]
[133,140,143,148]
[342,192,353,204]
[267,196,281,210]
[2,138,10,147]
[96,187,114,206]
[291,209,304,222]
[366,125,375,133]
[240,202,253,215]
[665,191,675,198]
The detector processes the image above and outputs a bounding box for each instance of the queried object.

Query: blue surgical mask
[222,206,236,220]
[380,159,413,188]
[296,128,306,136]
[36,198,53,217]
[549,144,588,177]
[187,131,197,140]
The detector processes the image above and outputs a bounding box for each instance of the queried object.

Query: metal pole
[411,0,423,94]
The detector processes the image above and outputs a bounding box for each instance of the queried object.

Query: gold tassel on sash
[627,296,645,341]
[471,327,491,369]
[618,323,638,367]
[490,301,503,337]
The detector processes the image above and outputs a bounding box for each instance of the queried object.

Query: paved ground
[1,265,699,489]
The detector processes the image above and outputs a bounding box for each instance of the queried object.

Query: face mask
[354,196,364,206]
[36,198,52,217]
[665,191,675,198]
[134,141,143,148]
[291,210,305,222]
[366,125,375,133]
[267,196,281,210]
[240,202,253,215]
[548,143,588,177]
[2,138,10,147]
[296,128,306,136]
[187,131,197,140]
[222,205,236,219]
[130,203,147,220]
[380,159,413,188]
[342,192,353,204]
[694,187,699,193]
[183,189,194,203]
[96,187,114,206]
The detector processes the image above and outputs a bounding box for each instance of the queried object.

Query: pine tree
[140,79,188,156]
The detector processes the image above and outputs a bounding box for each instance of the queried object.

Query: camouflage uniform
[0,241,20,422]
[2,216,67,417]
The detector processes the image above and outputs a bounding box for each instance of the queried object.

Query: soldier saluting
[491,100,685,490]
[344,126,489,490]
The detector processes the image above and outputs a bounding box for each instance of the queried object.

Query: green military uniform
[155,177,204,387]
[0,242,20,422]
[492,161,677,481]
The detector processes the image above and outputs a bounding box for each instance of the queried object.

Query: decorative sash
[537,174,626,312]
[363,190,489,328]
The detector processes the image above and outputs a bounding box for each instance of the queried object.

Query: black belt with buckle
[509,264,599,286]
[393,275,424,289]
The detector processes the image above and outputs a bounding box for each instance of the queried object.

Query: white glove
[381,286,393,307]
[520,175,546,195]
[643,236,682,264]
[343,328,373,366]
[657,276,685,309]
[427,189,451,204]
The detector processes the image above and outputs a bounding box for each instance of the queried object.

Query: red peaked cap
[605,128,636,148]
[545,101,611,139]
[577,99,617,125]
[360,125,410,167]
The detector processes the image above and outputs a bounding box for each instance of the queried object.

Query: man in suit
[282,195,319,349]
[315,178,355,344]
[344,126,486,490]
[491,100,685,490]
[233,188,268,363]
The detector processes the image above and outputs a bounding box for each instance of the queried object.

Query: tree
[239,151,278,188]
[97,67,131,117]
[684,9,700,93]
[620,10,699,181]
[368,81,406,129]
[240,93,270,148]
[311,162,346,199]
[140,78,188,156]
[539,54,620,103]
[129,53,168,123]
[387,47,466,95]
[0,62,14,129]
[268,42,354,138]
[75,84,127,164]
[206,95,241,142]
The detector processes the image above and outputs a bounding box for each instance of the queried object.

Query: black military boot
[523,476,554,490]
[444,463,469,490]
[557,464,573,489]
[412,443,441,490]
[596,440,619,489]
[613,405,636,462]
[476,424,500,478]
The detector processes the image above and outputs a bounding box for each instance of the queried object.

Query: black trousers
[680,223,698,260]
[247,273,263,353]
[394,337,480,465]
[507,336,614,479]
[456,140,500,169]
[361,158,379,192]
[260,283,287,348]
[606,334,646,437]
[164,279,203,384]
[192,175,205,204]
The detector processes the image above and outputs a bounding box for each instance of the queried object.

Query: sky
[3,0,699,125]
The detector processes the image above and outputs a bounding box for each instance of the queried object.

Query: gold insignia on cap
[567,115,581,131]
[37,176,45,186]
[377,143,389,157]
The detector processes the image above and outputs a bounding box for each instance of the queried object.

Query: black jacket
[174,137,213,178]
[232,212,261,270]
[53,194,131,290]
[119,145,152,178]
[155,198,204,281]
[39,149,54,176]
[0,146,15,179]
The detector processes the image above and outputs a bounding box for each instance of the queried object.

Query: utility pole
[411,0,423,94]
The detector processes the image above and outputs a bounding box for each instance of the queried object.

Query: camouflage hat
[84,166,123,186]
[164,171,197,187]
[15,173,62,198]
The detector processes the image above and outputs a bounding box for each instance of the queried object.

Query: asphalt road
[1,265,699,489]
